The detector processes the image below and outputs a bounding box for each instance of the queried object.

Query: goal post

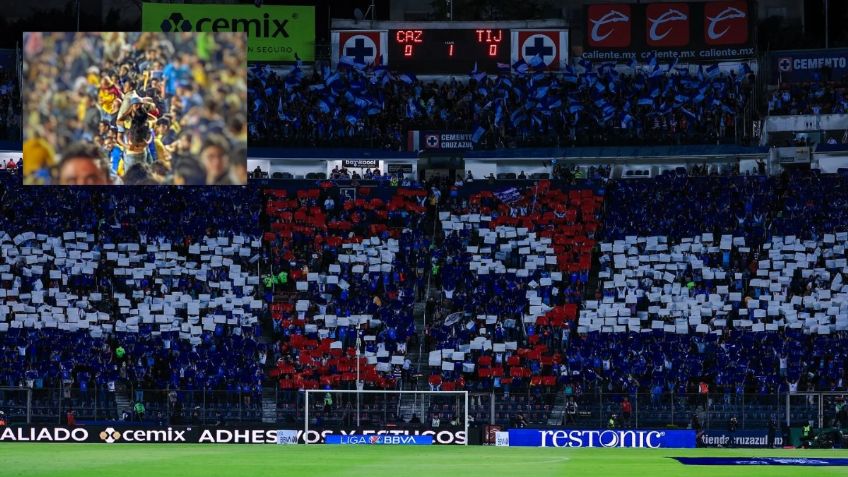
[0,386,32,424]
[304,389,468,445]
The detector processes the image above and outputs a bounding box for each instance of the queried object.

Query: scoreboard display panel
[387,28,510,74]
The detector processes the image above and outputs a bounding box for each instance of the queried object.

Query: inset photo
[22,32,247,185]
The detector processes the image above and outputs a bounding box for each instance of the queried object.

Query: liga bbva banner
[141,4,315,63]
[582,1,755,62]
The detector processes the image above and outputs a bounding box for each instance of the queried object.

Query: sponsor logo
[99,428,122,444]
[508,428,695,448]
[328,434,431,445]
[299,429,466,445]
[0,427,88,442]
[587,5,631,48]
[700,431,783,447]
[198,429,280,444]
[425,134,439,148]
[276,430,299,445]
[704,1,748,45]
[99,427,188,444]
[646,4,690,47]
[158,11,290,37]
[541,430,665,448]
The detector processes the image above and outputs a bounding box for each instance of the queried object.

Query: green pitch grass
[0,444,847,477]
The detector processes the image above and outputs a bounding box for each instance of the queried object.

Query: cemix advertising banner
[583,1,755,62]
[141,3,315,63]
[770,49,848,84]
[0,426,466,445]
[507,429,696,448]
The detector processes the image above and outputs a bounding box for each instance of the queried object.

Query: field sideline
[1,444,847,477]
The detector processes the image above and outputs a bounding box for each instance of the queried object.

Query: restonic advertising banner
[507,429,697,448]
[142,3,315,62]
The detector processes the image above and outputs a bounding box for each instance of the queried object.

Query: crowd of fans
[768,79,848,116]
[0,49,20,142]
[22,32,247,185]
[248,60,754,150]
[262,183,431,401]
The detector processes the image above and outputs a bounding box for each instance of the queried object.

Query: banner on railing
[507,429,696,448]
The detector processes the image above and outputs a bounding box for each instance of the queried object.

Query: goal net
[304,390,468,445]
[0,386,32,424]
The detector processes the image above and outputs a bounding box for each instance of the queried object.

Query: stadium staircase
[261,388,277,424]
[258,317,278,424]
[546,394,567,427]
[115,385,132,418]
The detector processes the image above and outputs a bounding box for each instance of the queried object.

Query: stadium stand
[248,60,755,149]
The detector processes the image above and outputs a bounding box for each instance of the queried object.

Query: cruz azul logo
[646,4,690,47]
[704,1,748,45]
[586,5,631,48]
[158,11,290,38]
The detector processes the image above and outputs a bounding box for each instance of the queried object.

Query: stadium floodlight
[304,389,468,445]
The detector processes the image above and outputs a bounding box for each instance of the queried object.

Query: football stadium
[1,0,848,476]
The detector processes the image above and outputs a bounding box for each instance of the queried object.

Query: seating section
[603,172,773,241]
[0,174,264,422]
[263,184,429,392]
[425,183,601,396]
[248,61,753,149]
[768,79,848,116]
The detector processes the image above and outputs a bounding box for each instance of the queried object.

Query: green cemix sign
[142,3,314,63]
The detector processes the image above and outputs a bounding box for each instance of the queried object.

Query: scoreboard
[331,23,569,75]
[387,29,510,74]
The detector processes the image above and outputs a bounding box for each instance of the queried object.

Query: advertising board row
[0,426,465,445]
[583,1,755,62]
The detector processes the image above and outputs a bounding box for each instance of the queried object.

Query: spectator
[22,32,248,185]
[134,401,145,421]
[66,409,76,426]
[56,142,114,185]
[620,397,632,428]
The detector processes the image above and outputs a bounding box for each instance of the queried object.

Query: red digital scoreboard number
[388,28,510,74]
[475,29,503,57]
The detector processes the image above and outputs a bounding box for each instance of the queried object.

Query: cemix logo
[646,4,690,47]
[158,11,290,38]
[99,427,121,444]
[587,5,631,48]
[99,427,188,443]
[704,1,748,45]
